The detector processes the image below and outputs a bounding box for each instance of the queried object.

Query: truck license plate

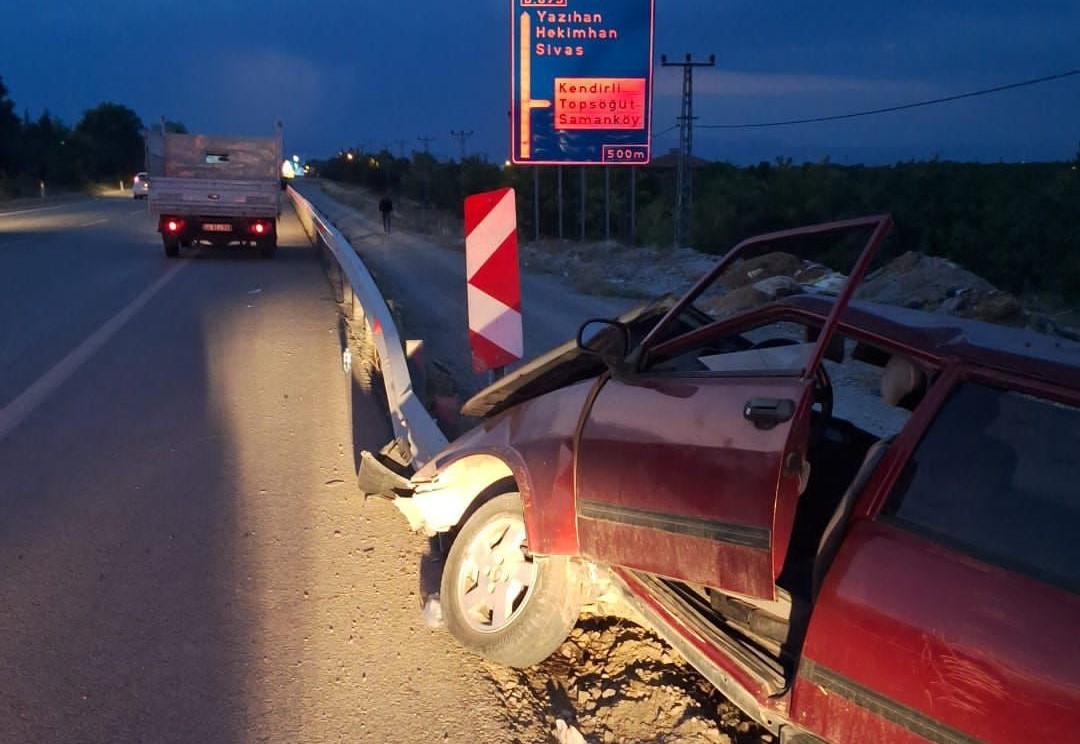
[202,223,233,232]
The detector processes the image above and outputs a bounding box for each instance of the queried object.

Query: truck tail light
[249,220,271,235]
[165,218,183,233]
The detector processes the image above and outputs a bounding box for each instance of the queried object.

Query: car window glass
[882,382,1079,592]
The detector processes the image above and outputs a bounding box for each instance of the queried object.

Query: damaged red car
[374,214,1079,744]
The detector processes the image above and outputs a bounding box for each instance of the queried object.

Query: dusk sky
[1,1,1076,165]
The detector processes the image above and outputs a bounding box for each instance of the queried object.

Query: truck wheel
[440,492,584,668]
[163,238,180,258]
[260,239,277,259]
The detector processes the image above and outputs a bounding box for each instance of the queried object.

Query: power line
[651,124,680,141]
[696,69,1079,130]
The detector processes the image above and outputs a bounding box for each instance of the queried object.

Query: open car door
[574,216,893,600]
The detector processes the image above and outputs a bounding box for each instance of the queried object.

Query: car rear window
[882,382,1079,593]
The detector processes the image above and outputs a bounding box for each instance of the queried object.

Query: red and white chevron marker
[465,188,522,374]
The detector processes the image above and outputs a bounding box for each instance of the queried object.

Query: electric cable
[689,69,1079,130]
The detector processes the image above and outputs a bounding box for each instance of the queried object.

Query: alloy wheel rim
[456,515,538,634]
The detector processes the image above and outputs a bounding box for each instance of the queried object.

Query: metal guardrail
[287,185,449,468]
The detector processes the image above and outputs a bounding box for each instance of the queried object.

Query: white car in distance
[132,172,149,199]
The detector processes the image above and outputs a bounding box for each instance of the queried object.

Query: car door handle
[743,398,795,429]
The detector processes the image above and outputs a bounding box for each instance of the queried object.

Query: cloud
[654,69,937,99]
[175,48,355,138]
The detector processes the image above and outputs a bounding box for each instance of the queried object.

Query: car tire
[440,492,584,668]
[163,238,179,258]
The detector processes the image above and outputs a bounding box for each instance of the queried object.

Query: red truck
[374,215,1078,744]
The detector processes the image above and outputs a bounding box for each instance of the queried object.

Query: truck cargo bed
[149,177,280,219]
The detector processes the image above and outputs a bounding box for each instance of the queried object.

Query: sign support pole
[604,166,611,242]
[533,167,540,242]
[579,168,586,241]
[557,166,564,240]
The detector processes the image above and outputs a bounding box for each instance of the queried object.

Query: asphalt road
[0,195,533,743]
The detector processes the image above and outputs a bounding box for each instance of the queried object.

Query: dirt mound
[522,240,716,299]
[719,252,803,289]
[484,617,768,744]
[858,251,1022,323]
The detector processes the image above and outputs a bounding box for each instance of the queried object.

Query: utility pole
[604,166,611,242]
[579,168,586,242]
[661,53,714,249]
[449,129,474,162]
[533,168,541,242]
[557,166,564,239]
[417,135,436,207]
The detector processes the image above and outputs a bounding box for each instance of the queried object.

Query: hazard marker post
[465,188,522,378]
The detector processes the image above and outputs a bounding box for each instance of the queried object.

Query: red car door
[793,377,1080,743]
[574,215,893,600]
[575,371,811,598]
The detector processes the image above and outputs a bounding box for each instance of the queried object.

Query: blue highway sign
[511,0,655,165]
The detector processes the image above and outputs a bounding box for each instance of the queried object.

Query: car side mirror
[577,319,632,371]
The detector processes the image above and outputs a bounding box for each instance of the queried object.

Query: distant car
[132,172,149,199]
[374,214,1080,744]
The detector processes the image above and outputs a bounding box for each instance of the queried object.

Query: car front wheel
[440,492,583,668]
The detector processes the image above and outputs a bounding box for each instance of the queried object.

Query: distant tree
[73,102,145,180]
[0,76,22,178]
[163,120,187,134]
[318,149,1080,304]
[23,111,76,185]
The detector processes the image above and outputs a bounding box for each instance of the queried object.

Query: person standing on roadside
[379,193,393,234]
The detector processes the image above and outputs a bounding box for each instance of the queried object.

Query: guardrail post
[405,340,426,401]
[352,293,365,324]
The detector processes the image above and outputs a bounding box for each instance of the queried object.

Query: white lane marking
[0,261,189,442]
[78,218,109,228]
[0,202,88,218]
